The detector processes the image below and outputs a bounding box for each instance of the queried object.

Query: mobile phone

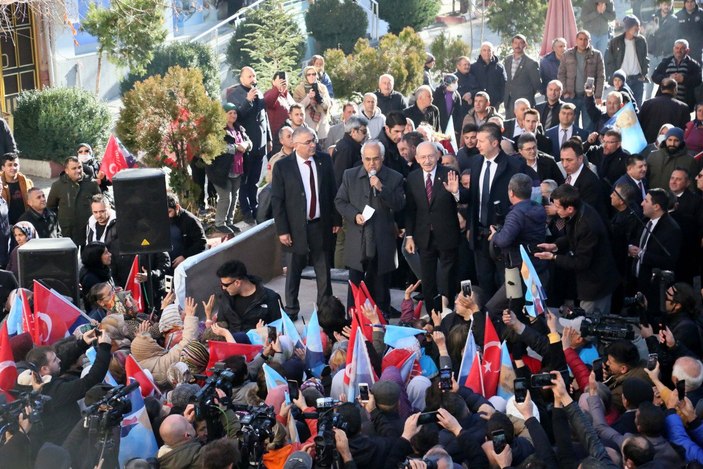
[268,326,278,343]
[358,383,370,402]
[439,367,452,391]
[164,274,173,293]
[585,77,594,90]
[275,71,286,81]
[433,294,443,313]
[647,353,658,371]
[676,380,686,401]
[78,323,96,335]
[417,411,439,425]
[592,358,603,382]
[530,372,554,388]
[461,280,472,297]
[491,430,507,454]
[514,378,528,403]
[287,379,299,400]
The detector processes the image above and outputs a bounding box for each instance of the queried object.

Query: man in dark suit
[669,169,702,284]
[545,103,588,158]
[559,139,608,220]
[467,123,528,299]
[503,34,542,118]
[522,108,553,155]
[332,115,369,187]
[405,141,468,313]
[638,78,690,143]
[536,184,619,314]
[503,98,530,140]
[516,133,564,184]
[271,127,341,320]
[335,140,405,316]
[536,79,565,130]
[628,188,681,316]
[614,154,648,206]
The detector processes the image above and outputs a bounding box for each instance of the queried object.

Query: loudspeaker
[113,169,172,254]
[18,238,79,304]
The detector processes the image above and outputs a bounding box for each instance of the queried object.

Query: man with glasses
[516,133,564,184]
[215,259,281,334]
[333,115,369,187]
[585,128,629,183]
[271,127,341,321]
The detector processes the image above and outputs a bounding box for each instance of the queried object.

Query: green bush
[378,0,440,35]
[306,0,368,54]
[14,87,111,163]
[430,31,471,74]
[121,42,220,98]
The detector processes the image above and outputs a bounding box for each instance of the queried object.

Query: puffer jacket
[130,315,198,388]
[491,199,547,271]
[558,47,606,97]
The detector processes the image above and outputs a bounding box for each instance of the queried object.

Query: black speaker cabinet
[18,238,79,304]
[113,169,172,255]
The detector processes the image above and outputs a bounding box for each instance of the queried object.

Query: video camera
[235,405,277,468]
[301,398,348,468]
[194,362,238,440]
[652,269,675,313]
[82,382,138,444]
[0,391,50,439]
[561,306,637,344]
[400,459,437,469]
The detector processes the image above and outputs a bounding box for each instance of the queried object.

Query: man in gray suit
[335,140,405,317]
[504,34,542,118]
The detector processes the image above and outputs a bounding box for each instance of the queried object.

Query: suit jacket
[503,54,542,113]
[638,94,690,143]
[467,152,528,247]
[271,152,340,256]
[572,165,608,221]
[531,152,565,184]
[405,165,468,251]
[545,125,589,158]
[554,203,619,300]
[672,190,703,281]
[536,100,565,129]
[334,165,405,273]
[634,214,681,290]
[614,174,647,206]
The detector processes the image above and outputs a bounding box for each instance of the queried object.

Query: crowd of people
[4,0,703,468]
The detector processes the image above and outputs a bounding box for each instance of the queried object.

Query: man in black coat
[227,66,272,223]
[18,187,60,238]
[516,133,564,184]
[614,154,648,206]
[466,123,528,299]
[536,184,619,313]
[375,74,408,116]
[405,141,468,312]
[559,139,609,221]
[332,115,368,187]
[335,140,405,316]
[377,111,409,177]
[404,85,440,132]
[536,80,565,130]
[669,168,702,284]
[638,78,690,143]
[628,188,681,315]
[271,127,341,319]
[215,260,282,333]
[651,40,703,110]
[586,128,629,183]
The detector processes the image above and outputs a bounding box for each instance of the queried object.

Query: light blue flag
[118,379,158,466]
[6,293,24,336]
[457,329,477,384]
[496,341,517,400]
[305,309,326,377]
[520,245,547,317]
[280,309,303,348]
[347,326,376,402]
[383,325,427,348]
[263,363,288,393]
[605,102,647,154]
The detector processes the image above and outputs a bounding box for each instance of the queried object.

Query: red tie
[305,160,317,220]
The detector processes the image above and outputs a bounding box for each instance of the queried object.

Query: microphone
[369,170,377,196]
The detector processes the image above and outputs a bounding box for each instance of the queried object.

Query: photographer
[157,413,204,468]
[0,396,33,469]
[335,402,396,469]
[25,328,111,446]
[293,66,331,142]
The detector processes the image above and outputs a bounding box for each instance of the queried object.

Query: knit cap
[159,304,182,333]
[181,341,209,374]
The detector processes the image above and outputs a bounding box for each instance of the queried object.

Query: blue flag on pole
[263,363,288,393]
[604,102,647,154]
[520,245,547,317]
[305,309,326,377]
[118,379,158,466]
[383,325,427,348]
[457,329,477,384]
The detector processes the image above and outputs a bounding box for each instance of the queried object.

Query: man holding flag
[25,328,112,445]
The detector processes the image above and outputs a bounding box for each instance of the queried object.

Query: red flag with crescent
[482,317,502,398]
[125,256,144,313]
[0,323,17,392]
[99,135,129,181]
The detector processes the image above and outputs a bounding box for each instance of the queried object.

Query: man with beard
[504,34,541,117]
[646,127,698,189]
[457,124,480,172]
[377,111,408,176]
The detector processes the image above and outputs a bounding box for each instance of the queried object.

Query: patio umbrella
[540,0,578,56]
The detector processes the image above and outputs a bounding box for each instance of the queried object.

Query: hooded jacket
[491,199,547,270]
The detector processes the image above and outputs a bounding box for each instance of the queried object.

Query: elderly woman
[293,65,331,140]
[6,221,37,277]
[308,55,334,97]
[130,297,199,388]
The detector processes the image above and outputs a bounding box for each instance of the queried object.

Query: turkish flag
[34,281,86,345]
[125,354,160,397]
[482,317,502,398]
[124,256,144,313]
[99,135,129,181]
[206,341,263,375]
[0,323,17,392]
[20,289,40,345]
[465,351,484,396]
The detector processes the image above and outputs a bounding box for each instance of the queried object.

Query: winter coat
[217,276,282,332]
[646,144,698,189]
[471,55,507,106]
[157,439,204,469]
[46,173,100,246]
[374,90,408,116]
[491,199,547,270]
[359,107,386,140]
[293,82,332,139]
[605,33,649,78]
[558,47,606,98]
[0,171,32,211]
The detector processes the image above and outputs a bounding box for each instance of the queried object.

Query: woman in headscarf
[77,143,110,192]
[79,241,113,305]
[6,221,37,277]
[293,65,331,140]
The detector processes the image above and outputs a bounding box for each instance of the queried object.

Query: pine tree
[227,0,305,88]
[305,0,368,54]
[378,0,440,35]
[487,0,547,47]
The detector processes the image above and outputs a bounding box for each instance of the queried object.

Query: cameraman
[25,328,111,446]
[0,397,33,469]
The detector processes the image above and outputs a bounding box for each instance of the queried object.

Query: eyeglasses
[220,279,237,288]
[294,139,316,146]
[306,72,317,76]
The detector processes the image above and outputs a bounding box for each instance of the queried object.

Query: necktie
[480,161,492,225]
[565,174,572,185]
[636,221,653,276]
[426,173,433,202]
[561,128,568,148]
[544,106,553,129]
[305,160,316,220]
[555,216,566,232]
[637,180,645,199]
